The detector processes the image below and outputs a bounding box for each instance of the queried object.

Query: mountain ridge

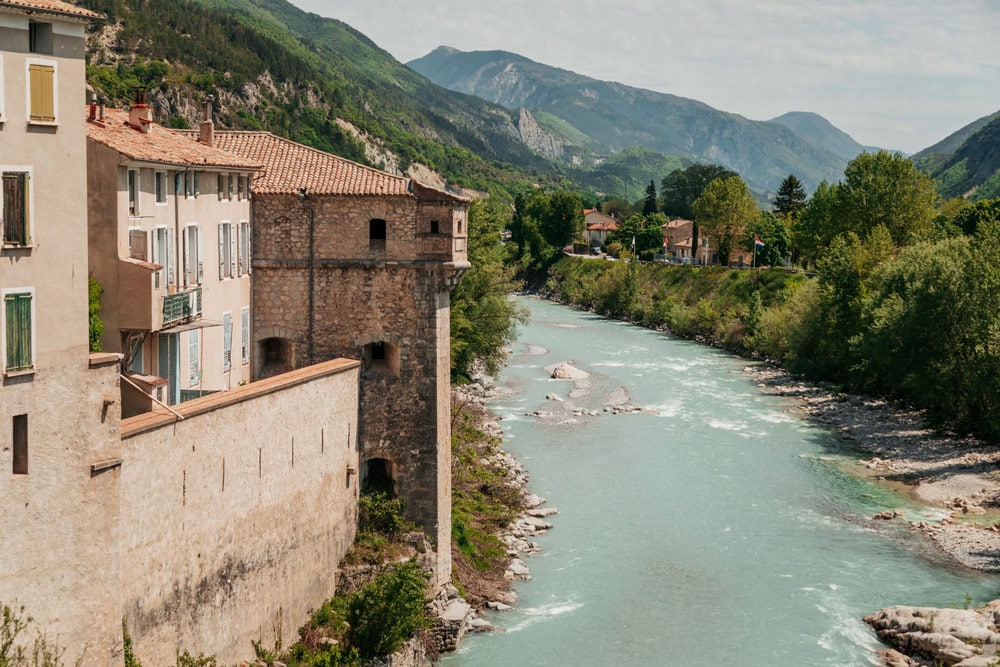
[408,46,851,194]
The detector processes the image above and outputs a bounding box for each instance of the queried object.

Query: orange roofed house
[86,98,262,414]
[584,208,619,250]
[210,130,470,585]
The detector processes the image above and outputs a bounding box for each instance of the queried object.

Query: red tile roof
[86,108,261,170]
[0,0,102,19]
[212,131,412,197]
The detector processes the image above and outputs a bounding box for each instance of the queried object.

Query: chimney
[128,88,153,134]
[199,96,215,147]
[87,90,97,121]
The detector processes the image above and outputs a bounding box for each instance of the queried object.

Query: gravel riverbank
[746,364,1000,574]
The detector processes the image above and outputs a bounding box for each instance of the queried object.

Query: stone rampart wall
[118,359,361,665]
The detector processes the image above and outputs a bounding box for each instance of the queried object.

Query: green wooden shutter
[5,292,32,371]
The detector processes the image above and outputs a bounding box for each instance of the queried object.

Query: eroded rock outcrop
[865,602,1000,666]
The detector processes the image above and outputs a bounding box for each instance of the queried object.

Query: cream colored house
[0,1,124,662]
[87,99,261,413]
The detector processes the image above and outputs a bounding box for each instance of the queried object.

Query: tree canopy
[660,164,738,220]
[773,174,807,219]
[642,180,658,216]
[693,176,759,264]
[451,198,528,379]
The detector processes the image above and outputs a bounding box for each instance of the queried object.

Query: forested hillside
[80,0,562,195]
[408,46,850,195]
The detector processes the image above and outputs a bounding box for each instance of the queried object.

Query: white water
[442,298,998,666]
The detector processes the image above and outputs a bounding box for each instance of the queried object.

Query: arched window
[258,337,293,378]
[363,341,399,376]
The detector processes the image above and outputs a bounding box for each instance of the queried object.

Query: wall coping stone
[121,358,360,439]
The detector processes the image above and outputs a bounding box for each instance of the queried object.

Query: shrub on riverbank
[543,231,1000,440]
[451,399,524,606]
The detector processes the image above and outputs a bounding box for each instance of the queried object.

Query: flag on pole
[754,236,766,248]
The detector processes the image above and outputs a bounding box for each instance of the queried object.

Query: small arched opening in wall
[363,340,399,377]
[361,457,396,496]
[258,337,294,378]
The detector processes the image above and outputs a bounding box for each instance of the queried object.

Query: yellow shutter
[29,64,55,122]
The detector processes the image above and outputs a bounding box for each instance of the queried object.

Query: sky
[290,0,999,154]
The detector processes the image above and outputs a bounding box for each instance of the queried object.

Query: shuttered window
[2,172,29,245]
[241,306,249,365]
[218,222,234,279]
[28,62,55,123]
[188,329,200,385]
[222,312,232,372]
[128,228,147,261]
[237,221,250,276]
[4,291,33,373]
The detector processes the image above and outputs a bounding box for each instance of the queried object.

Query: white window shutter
[219,224,225,280]
[197,226,204,283]
[230,226,237,278]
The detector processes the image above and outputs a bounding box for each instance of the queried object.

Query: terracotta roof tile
[0,0,102,19]
[86,108,261,170]
[211,132,411,197]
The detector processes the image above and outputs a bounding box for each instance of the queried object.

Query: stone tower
[213,132,469,583]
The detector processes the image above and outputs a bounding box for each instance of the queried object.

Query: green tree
[791,180,841,265]
[346,560,431,661]
[642,180,658,216]
[660,164,738,219]
[661,164,738,263]
[607,212,666,257]
[451,199,529,380]
[773,174,807,219]
[837,150,938,245]
[745,211,790,267]
[693,176,759,264]
[952,197,1000,236]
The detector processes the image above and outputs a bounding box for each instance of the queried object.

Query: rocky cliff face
[516,108,569,159]
[409,46,851,193]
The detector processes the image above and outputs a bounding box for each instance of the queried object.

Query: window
[128,169,139,215]
[178,172,197,199]
[12,415,28,475]
[184,224,202,286]
[3,290,33,373]
[193,172,200,197]
[153,226,174,287]
[222,312,232,372]
[228,175,235,200]
[188,330,200,386]
[237,175,246,200]
[128,228,147,261]
[155,172,167,204]
[218,222,234,279]
[28,22,53,54]
[2,171,30,246]
[128,336,144,374]
[241,306,249,365]
[369,218,386,252]
[27,59,56,124]
[238,221,250,276]
[430,220,439,234]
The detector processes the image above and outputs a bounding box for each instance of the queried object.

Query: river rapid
[442,298,999,666]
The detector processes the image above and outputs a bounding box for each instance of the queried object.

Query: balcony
[162,288,202,327]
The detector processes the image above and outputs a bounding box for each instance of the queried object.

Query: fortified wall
[117,359,361,665]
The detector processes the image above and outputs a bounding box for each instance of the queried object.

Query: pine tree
[642,180,658,215]
[773,174,807,218]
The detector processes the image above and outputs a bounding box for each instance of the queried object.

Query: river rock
[865,603,1000,665]
[547,362,590,380]
[524,493,546,508]
[527,507,558,518]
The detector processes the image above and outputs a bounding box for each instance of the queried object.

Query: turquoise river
[441,297,999,666]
